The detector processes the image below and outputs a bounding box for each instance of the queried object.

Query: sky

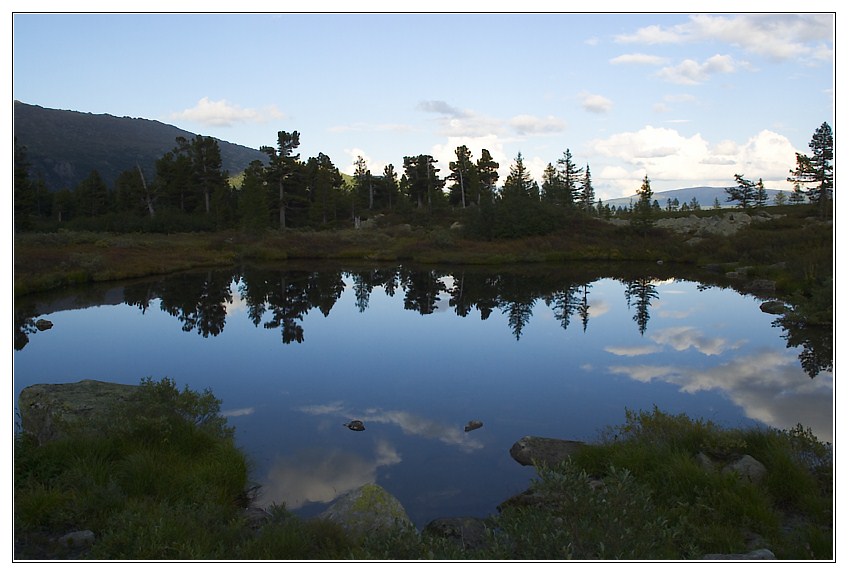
[9,6,838,201]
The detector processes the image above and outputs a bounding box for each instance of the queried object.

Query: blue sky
[11,8,836,200]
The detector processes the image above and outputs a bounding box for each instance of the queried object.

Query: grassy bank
[13,205,833,298]
[14,380,833,560]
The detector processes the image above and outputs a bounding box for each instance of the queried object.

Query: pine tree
[788,121,833,218]
[726,174,756,209]
[261,130,301,230]
[576,164,594,213]
[630,175,655,234]
[556,149,582,206]
[501,152,538,200]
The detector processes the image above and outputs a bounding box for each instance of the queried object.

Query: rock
[319,484,414,541]
[509,436,586,467]
[702,548,776,560]
[745,279,776,293]
[722,454,768,483]
[35,319,53,331]
[344,420,365,431]
[55,529,95,549]
[759,300,787,315]
[423,517,490,551]
[450,221,464,231]
[18,381,139,445]
[464,420,483,432]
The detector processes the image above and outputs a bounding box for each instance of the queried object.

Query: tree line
[13,122,833,236]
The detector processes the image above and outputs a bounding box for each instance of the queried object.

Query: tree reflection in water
[13,262,832,379]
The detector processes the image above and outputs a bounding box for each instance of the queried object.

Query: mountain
[604,185,788,209]
[13,101,267,192]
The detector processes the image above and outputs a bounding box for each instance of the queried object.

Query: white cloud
[615,23,686,45]
[607,350,833,441]
[687,13,833,62]
[508,114,566,135]
[588,126,797,192]
[649,326,740,356]
[610,53,668,66]
[604,344,661,356]
[656,54,736,85]
[579,91,613,114]
[170,97,284,127]
[417,99,468,118]
[615,14,833,63]
[328,122,414,133]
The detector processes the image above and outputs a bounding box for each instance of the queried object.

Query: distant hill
[604,185,788,209]
[13,101,267,192]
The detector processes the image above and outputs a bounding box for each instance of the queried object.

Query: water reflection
[13,262,833,522]
[13,262,832,380]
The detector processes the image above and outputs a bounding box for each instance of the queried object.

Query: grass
[14,382,833,560]
[14,204,832,299]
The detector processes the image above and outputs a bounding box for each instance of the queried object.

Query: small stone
[35,319,53,331]
[464,420,483,432]
[56,530,95,548]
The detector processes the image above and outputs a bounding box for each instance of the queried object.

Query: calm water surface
[13,262,833,528]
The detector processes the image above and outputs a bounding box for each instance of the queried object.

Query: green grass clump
[14,377,251,559]
[560,407,833,559]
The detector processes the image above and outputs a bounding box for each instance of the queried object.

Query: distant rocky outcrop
[607,211,783,241]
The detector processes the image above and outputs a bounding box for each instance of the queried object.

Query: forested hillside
[13,101,266,191]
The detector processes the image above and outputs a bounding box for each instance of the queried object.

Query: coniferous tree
[630,175,655,234]
[261,130,301,230]
[382,164,399,209]
[501,152,538,200]
[788,121,833,218]
[75,170,110,218]
[726,174,756,209]
[556,149,582,206]
[448,145,476,208]
[540,162,565,205]
[238,160,270,232]
[754,178,769,208]
[476,149,500,206]
[577,164,594,213]
[353,155,373,210]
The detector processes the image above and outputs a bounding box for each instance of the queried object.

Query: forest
[13,122,833,239]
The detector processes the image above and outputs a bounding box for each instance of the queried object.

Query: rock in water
[464,420,483,432]
[344,420,365,431]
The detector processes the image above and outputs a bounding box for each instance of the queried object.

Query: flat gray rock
[509,436,586,467]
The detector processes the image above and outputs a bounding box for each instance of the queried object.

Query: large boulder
[18,380,139,445]
[319,483,414,541]
[509,436,586,467]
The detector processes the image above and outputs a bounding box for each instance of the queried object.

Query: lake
[13,261,833,528]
